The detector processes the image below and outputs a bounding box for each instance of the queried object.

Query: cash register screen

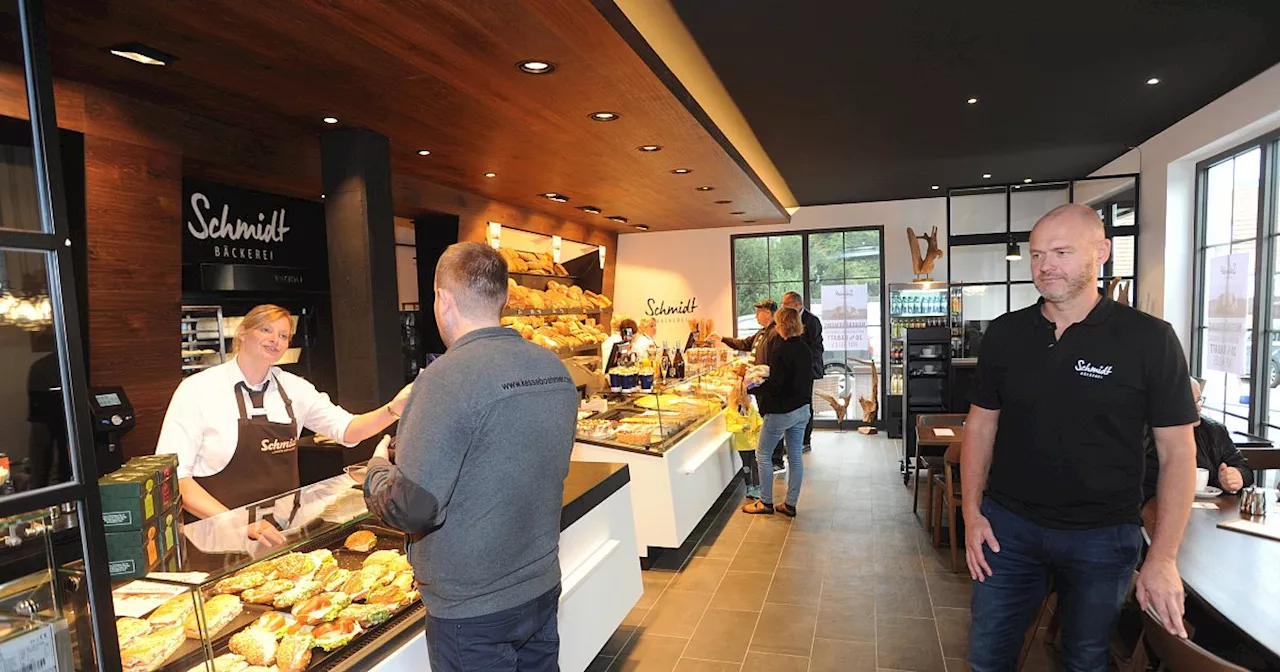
[95,392,122,407]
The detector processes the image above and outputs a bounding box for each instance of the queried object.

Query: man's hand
[1218,464,1244,493]
[373,434,393,462]
[246,519,285,546]
[964,508,1000,582]
[390,383,414,416]
[1136,557,1187,637]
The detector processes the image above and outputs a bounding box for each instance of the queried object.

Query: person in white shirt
[632,317,658,360]
[156,304,411,541]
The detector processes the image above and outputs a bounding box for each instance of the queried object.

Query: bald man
[961,204,1198,671]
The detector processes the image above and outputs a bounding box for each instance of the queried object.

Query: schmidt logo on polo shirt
[1075,359,1114,380]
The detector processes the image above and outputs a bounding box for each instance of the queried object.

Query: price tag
[0,623,58,672]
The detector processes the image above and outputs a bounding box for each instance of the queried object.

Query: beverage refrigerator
[885,282,949,438]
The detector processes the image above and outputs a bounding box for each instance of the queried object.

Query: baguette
[322,568,353,593]
[336,603,392,628]
[312,618,363,652]
[291,592,352,625]
[121,624,185,672]
[148,593,196,627]
[116,617,151,648]
[272,580,321,609]
[183,594,243,639]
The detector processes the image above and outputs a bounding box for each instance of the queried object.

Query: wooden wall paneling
[83,133,181,455]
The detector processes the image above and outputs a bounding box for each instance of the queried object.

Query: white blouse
[156,360,356,479]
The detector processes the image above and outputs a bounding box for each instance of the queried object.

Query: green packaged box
[158,499,184,557]
[105,518,163,580]
[130,454,179,509]
[98,468,159,532]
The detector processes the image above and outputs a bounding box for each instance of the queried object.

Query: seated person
[1143,376,1254,500]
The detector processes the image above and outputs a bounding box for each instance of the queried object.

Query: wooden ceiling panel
[26,0,787,231]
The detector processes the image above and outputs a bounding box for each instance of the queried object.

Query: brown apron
[193,374,300,518]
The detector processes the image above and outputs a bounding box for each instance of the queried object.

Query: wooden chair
[931,440,963,571]
[1138,611,1246,671]
[916,413,964,527]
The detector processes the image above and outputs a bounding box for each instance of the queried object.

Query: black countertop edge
[561,462,630,531]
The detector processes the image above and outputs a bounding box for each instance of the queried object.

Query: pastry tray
[158,522,423,672]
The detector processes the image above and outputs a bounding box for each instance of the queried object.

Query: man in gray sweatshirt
[363,242,578,672]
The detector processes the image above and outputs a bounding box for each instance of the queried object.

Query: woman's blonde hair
[774,307,805,339]
[234,304,292,354]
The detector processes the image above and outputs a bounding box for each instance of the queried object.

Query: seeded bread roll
[275,633,314,672]
[271,553,318,581]
[247,611,297,639]
[322,568,353,593]
[241,579,294,605]
[229,628,278,666]
[272,581,321,609]
[312,617,362,652]
[214,570,266,595]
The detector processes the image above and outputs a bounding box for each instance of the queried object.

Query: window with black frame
[1191,131,1280,439]
[947,176,1139,357]
[731,228,884,424]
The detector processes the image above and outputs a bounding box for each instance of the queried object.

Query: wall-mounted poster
[1205,252,1249,375]
[820,284,868,352]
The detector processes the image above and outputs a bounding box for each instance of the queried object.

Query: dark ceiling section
[671,0,1280,206]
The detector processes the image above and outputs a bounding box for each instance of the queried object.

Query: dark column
[321,127,400,462]
[413,213,460,357]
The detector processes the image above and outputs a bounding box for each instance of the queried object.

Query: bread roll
[229,628,278,666]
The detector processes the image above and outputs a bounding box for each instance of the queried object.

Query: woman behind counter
[157,304,411,534]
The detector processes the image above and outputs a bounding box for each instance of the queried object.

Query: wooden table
[912,418,965,519]
[1144,490,1280,660]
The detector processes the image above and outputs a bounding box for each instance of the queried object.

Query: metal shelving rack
[181,305,227,376]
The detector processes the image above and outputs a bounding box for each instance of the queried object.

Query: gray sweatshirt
[363,326,578,619]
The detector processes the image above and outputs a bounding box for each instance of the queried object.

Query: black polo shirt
[969,293,1197,529]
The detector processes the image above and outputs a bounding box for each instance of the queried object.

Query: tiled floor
[590,430,1060,672]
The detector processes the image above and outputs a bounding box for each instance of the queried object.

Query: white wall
[615,198,946,346]
[1092,62,1280,352]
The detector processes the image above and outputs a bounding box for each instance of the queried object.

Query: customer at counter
[962,204,1198,671]
[712,299,784,471]
[156,304,412,535]
[742,307,813,517]
[363,242,578,672]
[1142,376,1254,500]
[782,291,823,453]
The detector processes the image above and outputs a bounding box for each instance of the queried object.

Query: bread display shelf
[510,270,577,280]
[503,307,602,317]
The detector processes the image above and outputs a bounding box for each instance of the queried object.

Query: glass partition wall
[0,0,119,669]
[946,175,1140,357]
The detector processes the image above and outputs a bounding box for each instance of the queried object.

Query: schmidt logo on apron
[261,438,298,454]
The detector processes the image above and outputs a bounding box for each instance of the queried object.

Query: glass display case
[62,468,422,672]
[575,356,744,455]
[0,508,77,672]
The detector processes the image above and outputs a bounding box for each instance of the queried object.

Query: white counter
[571,411,739,557]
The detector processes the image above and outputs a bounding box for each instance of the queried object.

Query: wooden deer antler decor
[907,226,944,281]
[851,358,880,434]
[1105,277,1131,306]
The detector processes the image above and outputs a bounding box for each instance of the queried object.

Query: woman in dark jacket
[743,307,813,516]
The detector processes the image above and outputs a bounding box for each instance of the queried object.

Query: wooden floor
[589,430,1059,672]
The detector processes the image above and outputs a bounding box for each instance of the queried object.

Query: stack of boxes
[98,454,183,579]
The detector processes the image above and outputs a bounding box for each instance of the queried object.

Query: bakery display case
[62,470,424,672]
[575,356,743,455]
[0,508,79,672]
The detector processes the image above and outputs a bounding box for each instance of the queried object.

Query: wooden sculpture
[851,358,879,434]
[1105,277,1131,306]
[907,226,944,281]
[814,391,851,429]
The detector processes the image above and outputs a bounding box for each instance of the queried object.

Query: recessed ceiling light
[589,111,620,122]
[107,42,176,66]
[578,205,602,215]
[320,194,326,199]
[516,60,556,74]
[982,173,992,179]
[637,144,662,152]
[671,168,693,175]
[931,185,940,190]
[743,220,757,224]
[730,211,746,215]
[632,224,650,231]
[967,97,979,105]
[483,172,497,178]
[606,215,629,223]
[322,116,339,124]
[541,192,570,203]
[1146,77,1160,86]
[696,186,715,192]
[1023,178,1032,183]
[714,199,732,204]
[417,149,431,156]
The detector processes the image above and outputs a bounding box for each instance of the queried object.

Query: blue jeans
[969,498,1141,672]
[757,405,808,507]
[426,585,560,672]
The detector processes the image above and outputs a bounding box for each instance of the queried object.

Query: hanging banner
[820,284,868,352]
[1205,252,1249,375]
